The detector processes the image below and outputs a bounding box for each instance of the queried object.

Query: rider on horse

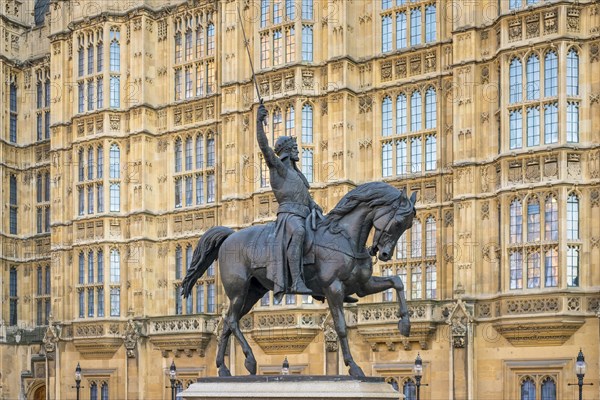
[256,104,322,299]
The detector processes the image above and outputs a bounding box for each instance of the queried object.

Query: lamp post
[281,356,290,375]
[568,349,593,400]
[74,363,81,400]
[169,360,177,400]
[413,353,428,400]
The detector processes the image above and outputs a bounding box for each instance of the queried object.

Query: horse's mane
[322,182,402,228]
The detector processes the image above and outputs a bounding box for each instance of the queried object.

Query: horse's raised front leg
[357,275,411,337]
[325,280,365,378]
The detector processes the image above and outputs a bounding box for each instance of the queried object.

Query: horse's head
[370,190,417,261]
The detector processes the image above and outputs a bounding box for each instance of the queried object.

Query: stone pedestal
[179,376,403,400]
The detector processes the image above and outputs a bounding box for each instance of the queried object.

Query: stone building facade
[1,0,599,399]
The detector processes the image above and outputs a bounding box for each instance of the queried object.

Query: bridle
[370,198,401,257]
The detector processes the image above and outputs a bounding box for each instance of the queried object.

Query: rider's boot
[288,247,312,295]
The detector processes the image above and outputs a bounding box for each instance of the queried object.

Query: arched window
[97,250,104,283]
[186,245,193,275]
[110,249,120,283]
[425,87,436,129]
[88,250,94,283]
[540,377,556,400]
[544,103,558,144]
[382,142,392,177]
[272,107,282,138]
[109,183,120,212]
[207,137,215,167]
[175,246,183,280]
[566,102,579,143]
[185,29,193,61]
[544,51,557,97]
[425,216,436,257]
[175,139,182,172]
[396,94,407,134]
[44,172,50,202]
[109,144,120,179]
[88,148,94,180]
[302,149,313,183]
[97,146,104,179]
[109,30,120,72]
[79,252,85,284]
[509,58,522,103]
[382,96,392,136]
[410,8,421,46]
[411,137,422,173]
[411,219,422,258]
[411,266,422,299]
[37,173,43,203]
[509,251,523,289]
[527,251,541,288]
[196,135,204,169]
[544,248,558,287]
[197,284,205,312]
[410,91,422,132]
[79,149,85,181]
[521,377,536,400]
[101,382,109,400]
[509,109,523,149]
[566,48,579,96]
[185,137,193,170]
[207,23,215,56]
[510,199,523,244]
[90,382,98,400]
[396,12,407,49]
[286,105,295,136]
[526,54,540,100]
[426,264,437,299]
[526,106,540,147]
[527,198,540,242]
[567,246,579,287]
[396,139,407,175]
[382,15,392,52]
[174,31,182,63]
[97,40,103,72]
[544,196,557,241]
[302,104,313,143]
[425,5,436,43]
[425,135,436,171]
[567,193,579,240]
[196,26,204,58]
[403,378,416,400]
[397,233,407,259]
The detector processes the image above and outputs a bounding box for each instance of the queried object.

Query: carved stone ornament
[123,319,142,358]
[508,18,522,42]
[43,324,60,354]
[446,300,473,349]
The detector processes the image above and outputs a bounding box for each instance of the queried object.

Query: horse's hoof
[218,366,231,377]
[348,364,366,378]
[398,318,411,337]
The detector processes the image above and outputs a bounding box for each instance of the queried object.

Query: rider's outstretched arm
[257,104,286,176]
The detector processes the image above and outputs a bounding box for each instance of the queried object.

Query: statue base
[179,375,403,400]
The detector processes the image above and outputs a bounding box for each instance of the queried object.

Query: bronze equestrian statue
[182,107,417,378]
[256,104,319,298]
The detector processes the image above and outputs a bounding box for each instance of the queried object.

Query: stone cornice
[492,316,585,346]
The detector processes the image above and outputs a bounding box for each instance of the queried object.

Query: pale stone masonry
[1,1,599,399]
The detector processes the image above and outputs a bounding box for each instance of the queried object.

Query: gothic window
[207,23,215,56]
[526,106,540,147]
[110,287,120,316]
[78,82,85,113]
[185,137,193,171]
[567,246,579,287]
[403,378,416,400]
[196,284,205,312]
[196,175,204,204]
[196,135,204,169]
[397,233,407,259]
[382,142,393,177]
[396,139,407,175]
[544,248,558,287]
[286,105,295,136]
[382,15,392,52]
[286,0,295,19]
[110,249,120,283]
[302,149,313,183]
[109,76,120,108]
[97,40,103,72]
[411,137,422,173]
[510,199,522,244]
[410,91,422,132]
[175,139,182,172]
[273,29,283,65]
[207,283,216,313]
[79,252,85,284]
[9,83,17,142]
[425,135,436,171]
[567,193,579,240]
[411,266,422,299]
[425,216,436,257]
[301,104,313,143]
[566,48,579,96]
[527,251,541,288]
[396,12,407,49]
[397,94,407,134]
[527,198,540,242]
[411,219,422,258]
[88,45,94,75]
[540,377,556,400]
[425,263,436,299]
[260,34,270,68]
[185,30,193,61]
[272,107,283,138]
[88,250,94,283]
[175,246,182,280]
[98,288,105,317]
[425,5,436,43]
[544,196,558,241]
[78,45,84,77]
[410,8,421,45]
[97,77,103,108]
[175,178,182,208]
[544,51,557,97]
[109,30,120,72]
[185,68,193,99]
[521,377,536,400]
[509,58,522,104]
[566,102,579,143]
[302,25,313,61]
[286,27,295,63]
[79,290,85,318]
[97,146,104,178]
[382,96,392,136]
[207,174,215,203]
[98,250,104,283]
[509,109,522,149]
[544,103,558,144]
[425,87,436,129]
[526,54,540,100]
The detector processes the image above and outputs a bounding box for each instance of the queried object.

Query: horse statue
[182,181,417,377]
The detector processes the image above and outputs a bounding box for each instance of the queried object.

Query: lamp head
[169,360,177,381]
[575,348,586,376]
[281,356,290,375]
[413,353,423,377]
[75,362,81,383]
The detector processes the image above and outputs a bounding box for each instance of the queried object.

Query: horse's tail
[182,226,234,298]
